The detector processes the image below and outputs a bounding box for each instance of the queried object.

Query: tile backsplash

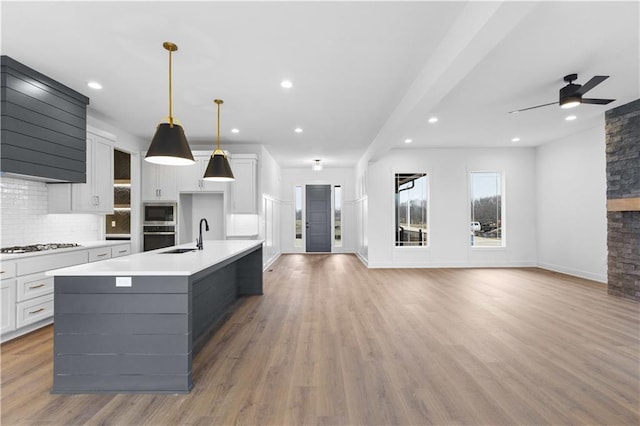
[1,177,100,247]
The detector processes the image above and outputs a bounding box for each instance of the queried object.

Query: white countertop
[0,240,130,261]
[46,240,263,276]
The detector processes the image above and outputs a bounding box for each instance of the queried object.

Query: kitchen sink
[161,248,197,254]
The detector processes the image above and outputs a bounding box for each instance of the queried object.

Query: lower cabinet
[0,242,131,342]
[1,279,16,334]
[16,294,54,329]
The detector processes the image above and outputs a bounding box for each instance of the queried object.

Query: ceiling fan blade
[508,101,557,114]
[581,98,615,105]
[574,75,609,96]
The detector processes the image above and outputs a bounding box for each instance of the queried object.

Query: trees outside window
[470,172,504,247]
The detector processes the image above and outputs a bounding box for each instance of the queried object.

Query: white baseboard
[1,318,53,343]
[537,262,607,283]
[263,252,281,271]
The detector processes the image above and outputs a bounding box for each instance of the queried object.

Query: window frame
[393,171,430,249]
[294,185,303,248]
[468,170,506,249]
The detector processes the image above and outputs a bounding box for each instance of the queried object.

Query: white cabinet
[230,155,257,213]
[141,160,177,201]
[48,129,115,213]
[16,272,54,302]
[111,244,131,258]
[1,279,16,334]
[177,155,227,193]
[16,294,53,329]
[88,246,111,262]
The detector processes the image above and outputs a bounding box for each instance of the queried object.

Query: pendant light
[312,159,322,171]
[145,42,195,166]
[203,99,235,181]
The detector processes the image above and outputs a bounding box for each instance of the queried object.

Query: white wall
[178,193,225,244]
[365,147,537,268]
[279,167,356,254]
[536,125,607,282]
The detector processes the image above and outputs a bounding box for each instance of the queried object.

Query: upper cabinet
[230,155,257,214]
[176,154,227,193]
[48,128,114,214]
[0,56,89,183]
[141,160,177,201]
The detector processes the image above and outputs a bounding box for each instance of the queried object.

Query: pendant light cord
[216,101,220,149]
[168,49,173,127]
[214,99,224,153]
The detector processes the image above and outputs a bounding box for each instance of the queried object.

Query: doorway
[305,184,331,252]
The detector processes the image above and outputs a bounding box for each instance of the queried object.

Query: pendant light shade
[145,42,195,166]
[203,99,235,182]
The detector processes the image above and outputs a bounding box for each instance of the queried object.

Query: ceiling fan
[509,74,615,114]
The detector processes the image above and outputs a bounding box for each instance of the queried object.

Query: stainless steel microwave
[143,203,176,225]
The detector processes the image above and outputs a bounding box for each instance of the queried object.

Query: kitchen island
[47,240,263,394]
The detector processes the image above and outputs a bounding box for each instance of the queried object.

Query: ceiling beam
[359,1,540,168]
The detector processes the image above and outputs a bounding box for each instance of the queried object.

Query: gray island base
[48,241,263,393]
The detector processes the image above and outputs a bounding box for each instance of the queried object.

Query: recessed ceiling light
[404,139,413,144]
[565,115,577,121]
[511,137,521,142]
[294,127,303,133]
[87,81,102,90]
[231,128,240,133]
[428,117,438,123]
[281,80,293,89]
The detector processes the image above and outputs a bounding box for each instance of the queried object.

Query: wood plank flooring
[2,254,639,425]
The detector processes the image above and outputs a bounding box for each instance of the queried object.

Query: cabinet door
[230,159,256,213]
[176,161,203,192]
[1,279,17,334]
[141,160,159,201]
[156,164,177,200]
[92,136,114,213]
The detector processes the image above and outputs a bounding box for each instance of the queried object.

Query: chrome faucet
[197,218,209,250]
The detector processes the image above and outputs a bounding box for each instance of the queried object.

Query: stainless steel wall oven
[143,203,176,251]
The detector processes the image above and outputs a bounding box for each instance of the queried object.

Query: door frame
[294,183,339,253]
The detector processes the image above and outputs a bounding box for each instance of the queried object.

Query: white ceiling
[2,1,638,168]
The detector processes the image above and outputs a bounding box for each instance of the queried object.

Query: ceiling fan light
[561,99,580,109]
[145,122,195,165]
[203,150,235,181]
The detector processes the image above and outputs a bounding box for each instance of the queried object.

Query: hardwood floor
[2,254,639,425]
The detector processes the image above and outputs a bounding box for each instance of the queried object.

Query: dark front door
[306,185,331,252]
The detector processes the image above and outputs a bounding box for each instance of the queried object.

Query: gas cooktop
[0,243,82,254]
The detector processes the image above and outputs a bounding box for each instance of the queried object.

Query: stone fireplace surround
[605,98,640,301]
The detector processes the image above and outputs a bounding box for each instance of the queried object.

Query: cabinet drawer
[89,248,112,262]
[16,251,88,276]
[16,272,54,302]
[16,294,53,328]
[111,244,131,258]
[0,261,16,279]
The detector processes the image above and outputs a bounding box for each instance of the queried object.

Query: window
[294,186,302,247]
[395,173,428,246]
[470,172,504,247]
[334,185,342,247]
